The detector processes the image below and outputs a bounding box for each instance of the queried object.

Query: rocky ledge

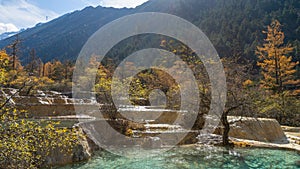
[214,116,289,143]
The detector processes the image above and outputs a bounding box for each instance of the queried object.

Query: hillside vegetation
[0,0,299,64]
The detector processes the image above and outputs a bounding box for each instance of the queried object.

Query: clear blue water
[60,146,300,169]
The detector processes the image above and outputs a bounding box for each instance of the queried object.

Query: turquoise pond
[59,146,300,169]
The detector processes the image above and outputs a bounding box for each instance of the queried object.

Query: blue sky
[28,0,149,13]
[0,0,149,34]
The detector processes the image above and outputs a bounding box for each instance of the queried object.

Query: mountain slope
[0,6,134,63]
[0,0,299,63]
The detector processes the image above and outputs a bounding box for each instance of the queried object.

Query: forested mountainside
[0,0,299,63]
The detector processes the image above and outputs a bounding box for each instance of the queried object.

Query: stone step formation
[2,88,292,150]
[1,88,201,148]
[79,105,202,149]
[116,106,200,148]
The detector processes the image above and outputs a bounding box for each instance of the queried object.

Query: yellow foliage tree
[0,50,82,168]
[256,20,300,123]
[0,50,25,87]
[0,106,83,169]
[43,61,53,77]
[0,50,10,85]
[50,60,64,81]
[256,20,299,95]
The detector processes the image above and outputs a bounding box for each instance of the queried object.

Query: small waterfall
[197,133,223,145]
[37,97,54,105]
[37,90,46,97]
[63,97,69,104]
[145,120,152,132]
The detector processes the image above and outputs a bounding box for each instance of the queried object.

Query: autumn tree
[160,39,258,146]
[50,60,65,81]
[0,51,83,168]
[63,60,74,81]
[0,50,10,86]
[1,36,24,85]
[25,49,45,77]
[0,103,83,168]
[43,61,53,77]
[8,35,22,70]
[0,50,26,89]
[256,20,299,95]
[256,20,300,123]
[220,57,257,146]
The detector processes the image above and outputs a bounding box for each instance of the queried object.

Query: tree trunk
[221,111,233,147]
[42,64,46,77]
[12,55,16,70]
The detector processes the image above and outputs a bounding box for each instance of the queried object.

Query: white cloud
[99,0,149,8]
[0,0,58,31]
[0,23,19,34]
